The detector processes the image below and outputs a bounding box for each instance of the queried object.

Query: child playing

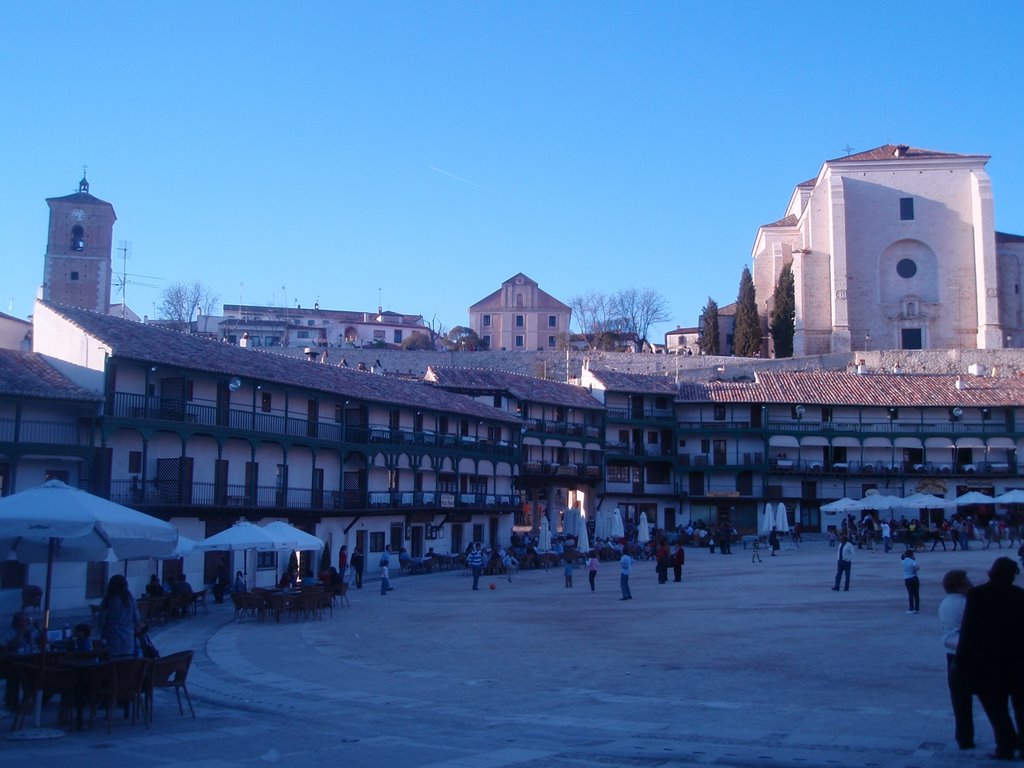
[380,561,391,595]
[751,538,762,563]
[563,558,573,588]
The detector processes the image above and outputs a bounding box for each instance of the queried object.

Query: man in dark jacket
[956,557,1024,760]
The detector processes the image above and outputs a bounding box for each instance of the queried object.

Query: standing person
[97,574,142,657]
[233,570,245,593]
[587,551,599,591]
[655,540,669,584]
[832,534,853,591]
[338,544,348,576]
[939,569,975,751]
[881,520,893,553]
[212,565,228,604]
[3,612,39,711]
[619,551,633,600]
[563,557,574,588]
[751,538,763,563]
[956,557,1024,761]
[671,542,685,582]
[379,559,391,595]
[467,542,484,590]
[768,527,781,557]
[350,546,364,589]
[902,549,921,613]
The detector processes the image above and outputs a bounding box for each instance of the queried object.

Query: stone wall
[270,345,1024,383]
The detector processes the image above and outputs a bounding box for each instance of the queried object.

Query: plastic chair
[146,650,195,722]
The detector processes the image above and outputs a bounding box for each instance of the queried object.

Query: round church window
[896,258,917,278]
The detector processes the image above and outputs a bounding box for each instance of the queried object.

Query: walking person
[587,551,599,591]
[97,574,143,657]
[751,538,762,563]
[655,540,669,583]
[902,549,921,613]
[619,551,633,600]
[671,542,685,582]
[882,520,892,553]
[350,546,364,589]
[832,534,853,591]
[939,569,975,751]
[467,542,484,590]
[956,557,1024,760]
[379,560,391,595]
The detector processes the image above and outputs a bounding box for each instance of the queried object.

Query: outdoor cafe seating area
[229,583,341,623]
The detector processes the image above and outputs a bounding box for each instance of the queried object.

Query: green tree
[699,298,720,355]
[732,266,761,357]
[401,332,434,350]
[447,326,484,351]
[769,263,796,358]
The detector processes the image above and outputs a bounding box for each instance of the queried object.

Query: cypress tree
[769,262,796,358]
[699,298,720,355]
[733,266,761,357]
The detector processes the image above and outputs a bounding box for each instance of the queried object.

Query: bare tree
[569,290,620,350]
[158,281,220,325]
[424,313,448,350]
[612,287,670,350]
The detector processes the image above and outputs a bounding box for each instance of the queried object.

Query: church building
[42,174,117,315]
[751,145,1024,356]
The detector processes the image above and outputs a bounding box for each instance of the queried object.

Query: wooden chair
[85,658,150,733]
[190,588,208,615]
[146,650,195,722]
[10,658,75,732]
[333,582,351,608]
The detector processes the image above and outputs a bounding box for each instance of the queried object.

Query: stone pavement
[3,538,1017,767]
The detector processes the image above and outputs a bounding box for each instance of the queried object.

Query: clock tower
[42,174,117,313]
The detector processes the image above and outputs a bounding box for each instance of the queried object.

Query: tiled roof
[796,178,816,188]
[424,367,603,411]
[42,303,519,423]
[469,273,571,312]
[762,213,798,228]
[0,350,103,401]
[45,191,114,208]
[586,368,679,395]
[677,370,1024,407]
[826,144,969,163]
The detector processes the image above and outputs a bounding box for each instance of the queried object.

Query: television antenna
[114,240,163,318]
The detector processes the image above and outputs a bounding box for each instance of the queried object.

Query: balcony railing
[109,393,515,455]
[605,442,674,458]
[766,459,1019,477]
[109,479,520,513]
[764,420,1011,435]
[606,407,674,422]
[0,418,90,446]
[523,420,602,439]
[520,462,602,479]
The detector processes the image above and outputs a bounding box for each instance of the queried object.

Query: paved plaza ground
[4,537,1018,767]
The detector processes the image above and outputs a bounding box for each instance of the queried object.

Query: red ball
[489,583,496,590]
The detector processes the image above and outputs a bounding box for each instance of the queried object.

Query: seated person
[70,623,93,652]
[399,548,413,567]
[3,613,39,711]
[145,574,164,598]
[327,566,343,589]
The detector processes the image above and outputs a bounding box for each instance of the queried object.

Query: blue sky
[3,1,1023,340]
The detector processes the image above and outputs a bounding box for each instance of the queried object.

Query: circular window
[896,259,917,278]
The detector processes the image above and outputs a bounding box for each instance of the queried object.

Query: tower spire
[78,166,89,194]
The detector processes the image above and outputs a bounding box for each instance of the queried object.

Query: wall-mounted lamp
[228,377,242,392]
[794,405,805,420]
[950,406,964,421]
[150,365,157,372]
[887,407,898,420]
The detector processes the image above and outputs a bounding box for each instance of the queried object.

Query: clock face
[71,209,86,222]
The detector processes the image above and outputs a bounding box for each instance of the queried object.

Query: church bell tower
[42,173,117,313]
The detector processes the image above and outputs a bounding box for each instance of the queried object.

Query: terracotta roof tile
[425,367,603,411]
[42,303,518,423]
[0,349,103,401]
[826,144,969,163]
[762,213,798,228]
[586,368,679,395]
[677,370,1024,407]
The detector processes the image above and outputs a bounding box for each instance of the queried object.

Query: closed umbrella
[759,503,774,535]
[538,517,551,552]
[774,502,790,533]
[611,508,625,540]
[576,512,590,554]
[638,512,651,545]
[0,479,178,737]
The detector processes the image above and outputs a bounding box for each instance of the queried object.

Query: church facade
[751,145,1024,356]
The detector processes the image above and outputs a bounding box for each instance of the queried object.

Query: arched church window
[896,259,917,278]
[516,293,524,307]
[71,225,85,251]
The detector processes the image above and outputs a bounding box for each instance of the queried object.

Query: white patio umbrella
[759,503,774,535]
[638,511,651,545]
[899,492,955,509]
[576,512,590,554]
[954,491,996,507]
[853,494,904,512]
[611,508,625,540]
[774,502,790,533]
[261,520,325,552]
[820,497,864,514]
[195,520,283,590]
[0,479,178,737]
[995,489,1024,505]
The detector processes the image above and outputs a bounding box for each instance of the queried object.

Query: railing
[520,462,602,479]
[765,419,1011,435]
[523,420,602,439]
[0,418,89,445]
[108,479,519,513]
[109,392,515,455]
[767,459,1019,476]
[677,420,753,430]
[605,442,674,458]
[606,407,674,422]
